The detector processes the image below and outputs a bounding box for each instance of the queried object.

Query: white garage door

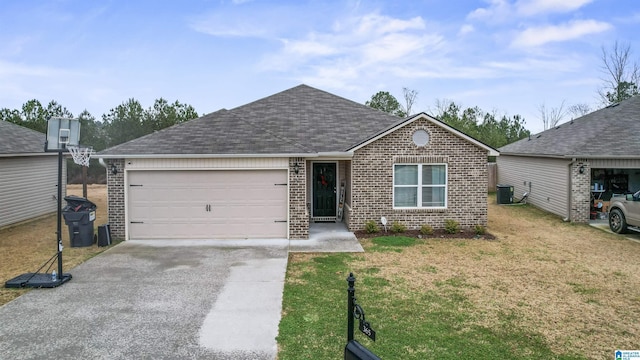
[128,170,288,239]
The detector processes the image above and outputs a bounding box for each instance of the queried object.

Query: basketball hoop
[67,146,94,167]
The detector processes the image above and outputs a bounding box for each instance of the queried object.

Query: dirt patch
[0,185,109,305]
[347,202,640,359]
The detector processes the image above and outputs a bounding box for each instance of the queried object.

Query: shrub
[474,225,486,235]
[364,220,380,233]
[390,221,406,233]
[420,224,434,236]
[444,219,460,234]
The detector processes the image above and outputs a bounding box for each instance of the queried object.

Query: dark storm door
[313,163,337,217]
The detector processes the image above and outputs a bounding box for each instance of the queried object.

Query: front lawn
[278,200,640,359]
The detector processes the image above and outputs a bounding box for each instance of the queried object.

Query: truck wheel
[609,208,627,234]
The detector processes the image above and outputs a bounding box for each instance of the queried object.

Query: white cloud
[468,0,594,22]
[352,14,425,35]
[512,19,612,47]
[189,5,305,38]
[485,56,583,73]
[259,13,444,77]
[360,33,434,63]
[0,60,77,78]
[189,16,270,38]
[458,24,475,36]
[467,0,512,22]
[516,0,594,16]
[281,37,338,57]
[614,11,640,24]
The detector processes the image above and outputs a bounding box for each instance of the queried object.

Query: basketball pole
[56,148,63,280]
[5,117,75,288]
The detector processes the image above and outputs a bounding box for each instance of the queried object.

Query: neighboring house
[497,95,640,223]
[0,121,66,228]
[95,85,497,240]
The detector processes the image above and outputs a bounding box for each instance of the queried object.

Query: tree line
[366,90,530,151]
[1,98,198,183]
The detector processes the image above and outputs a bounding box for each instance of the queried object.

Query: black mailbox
[345,340,381,360]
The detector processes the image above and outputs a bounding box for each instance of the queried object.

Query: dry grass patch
[0,185,109,305]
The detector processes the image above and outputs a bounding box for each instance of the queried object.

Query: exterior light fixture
[293,162,300,174]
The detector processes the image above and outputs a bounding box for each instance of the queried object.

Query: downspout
[565,158,576,222]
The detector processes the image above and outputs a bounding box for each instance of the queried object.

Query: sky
[1,0,638,134]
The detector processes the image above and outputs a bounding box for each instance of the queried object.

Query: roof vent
[606,103,620,108]
[536,134,542,138]
[412,129,430,147]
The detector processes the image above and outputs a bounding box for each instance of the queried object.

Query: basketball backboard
[45,117,80,152]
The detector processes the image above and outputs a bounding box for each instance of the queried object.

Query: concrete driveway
[0,239,290,360]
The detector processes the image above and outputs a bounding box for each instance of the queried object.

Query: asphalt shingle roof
[499,95,640,158]
[99,85,405,156]
[0,121,47,155]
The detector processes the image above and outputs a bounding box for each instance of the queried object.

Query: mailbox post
[345,272,381,360]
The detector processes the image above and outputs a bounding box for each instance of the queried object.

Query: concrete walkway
[0,229,362,360]
[589,220,640,244]
[291,222,363,252]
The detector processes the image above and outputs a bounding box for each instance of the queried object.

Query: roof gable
[0,121,47,155]
[499,96,640,158]
[349,113,499,156]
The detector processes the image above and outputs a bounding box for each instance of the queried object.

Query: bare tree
[598,41,639,105]
[538,100,567,130]
[567,103,591,119]
[402,87,419,116]
[430,98,456,118]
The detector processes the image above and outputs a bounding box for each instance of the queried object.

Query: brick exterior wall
[343,160,352,225]
[289,157,309,239]
[570,160,590,223]
[348,118,489,231]
[106,159,125,240]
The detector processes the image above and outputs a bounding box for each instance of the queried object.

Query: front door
[313,163,337,217]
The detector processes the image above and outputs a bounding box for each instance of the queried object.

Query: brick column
[106,159,125,240]
[289,157,308,239]
[570,160,590,223]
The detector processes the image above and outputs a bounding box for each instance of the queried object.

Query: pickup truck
[609,190,640,233]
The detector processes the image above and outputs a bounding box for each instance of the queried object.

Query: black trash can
[62,196,97,247]
[496,184,514,204]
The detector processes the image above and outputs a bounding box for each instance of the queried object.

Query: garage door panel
[130,202,207,221]
[128,170,288,239]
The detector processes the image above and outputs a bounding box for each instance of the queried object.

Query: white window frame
[393,163,448,209]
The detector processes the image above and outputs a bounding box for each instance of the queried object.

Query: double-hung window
[393,164,447,208]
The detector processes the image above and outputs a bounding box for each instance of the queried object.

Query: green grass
[278,246,587,360]
[567,282,600,295]
[368,236,417,252]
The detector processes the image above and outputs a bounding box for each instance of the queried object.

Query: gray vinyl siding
[0,155,66,228]
[497,155,571,219]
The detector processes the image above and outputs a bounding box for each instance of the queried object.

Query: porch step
[312,217,337,222]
